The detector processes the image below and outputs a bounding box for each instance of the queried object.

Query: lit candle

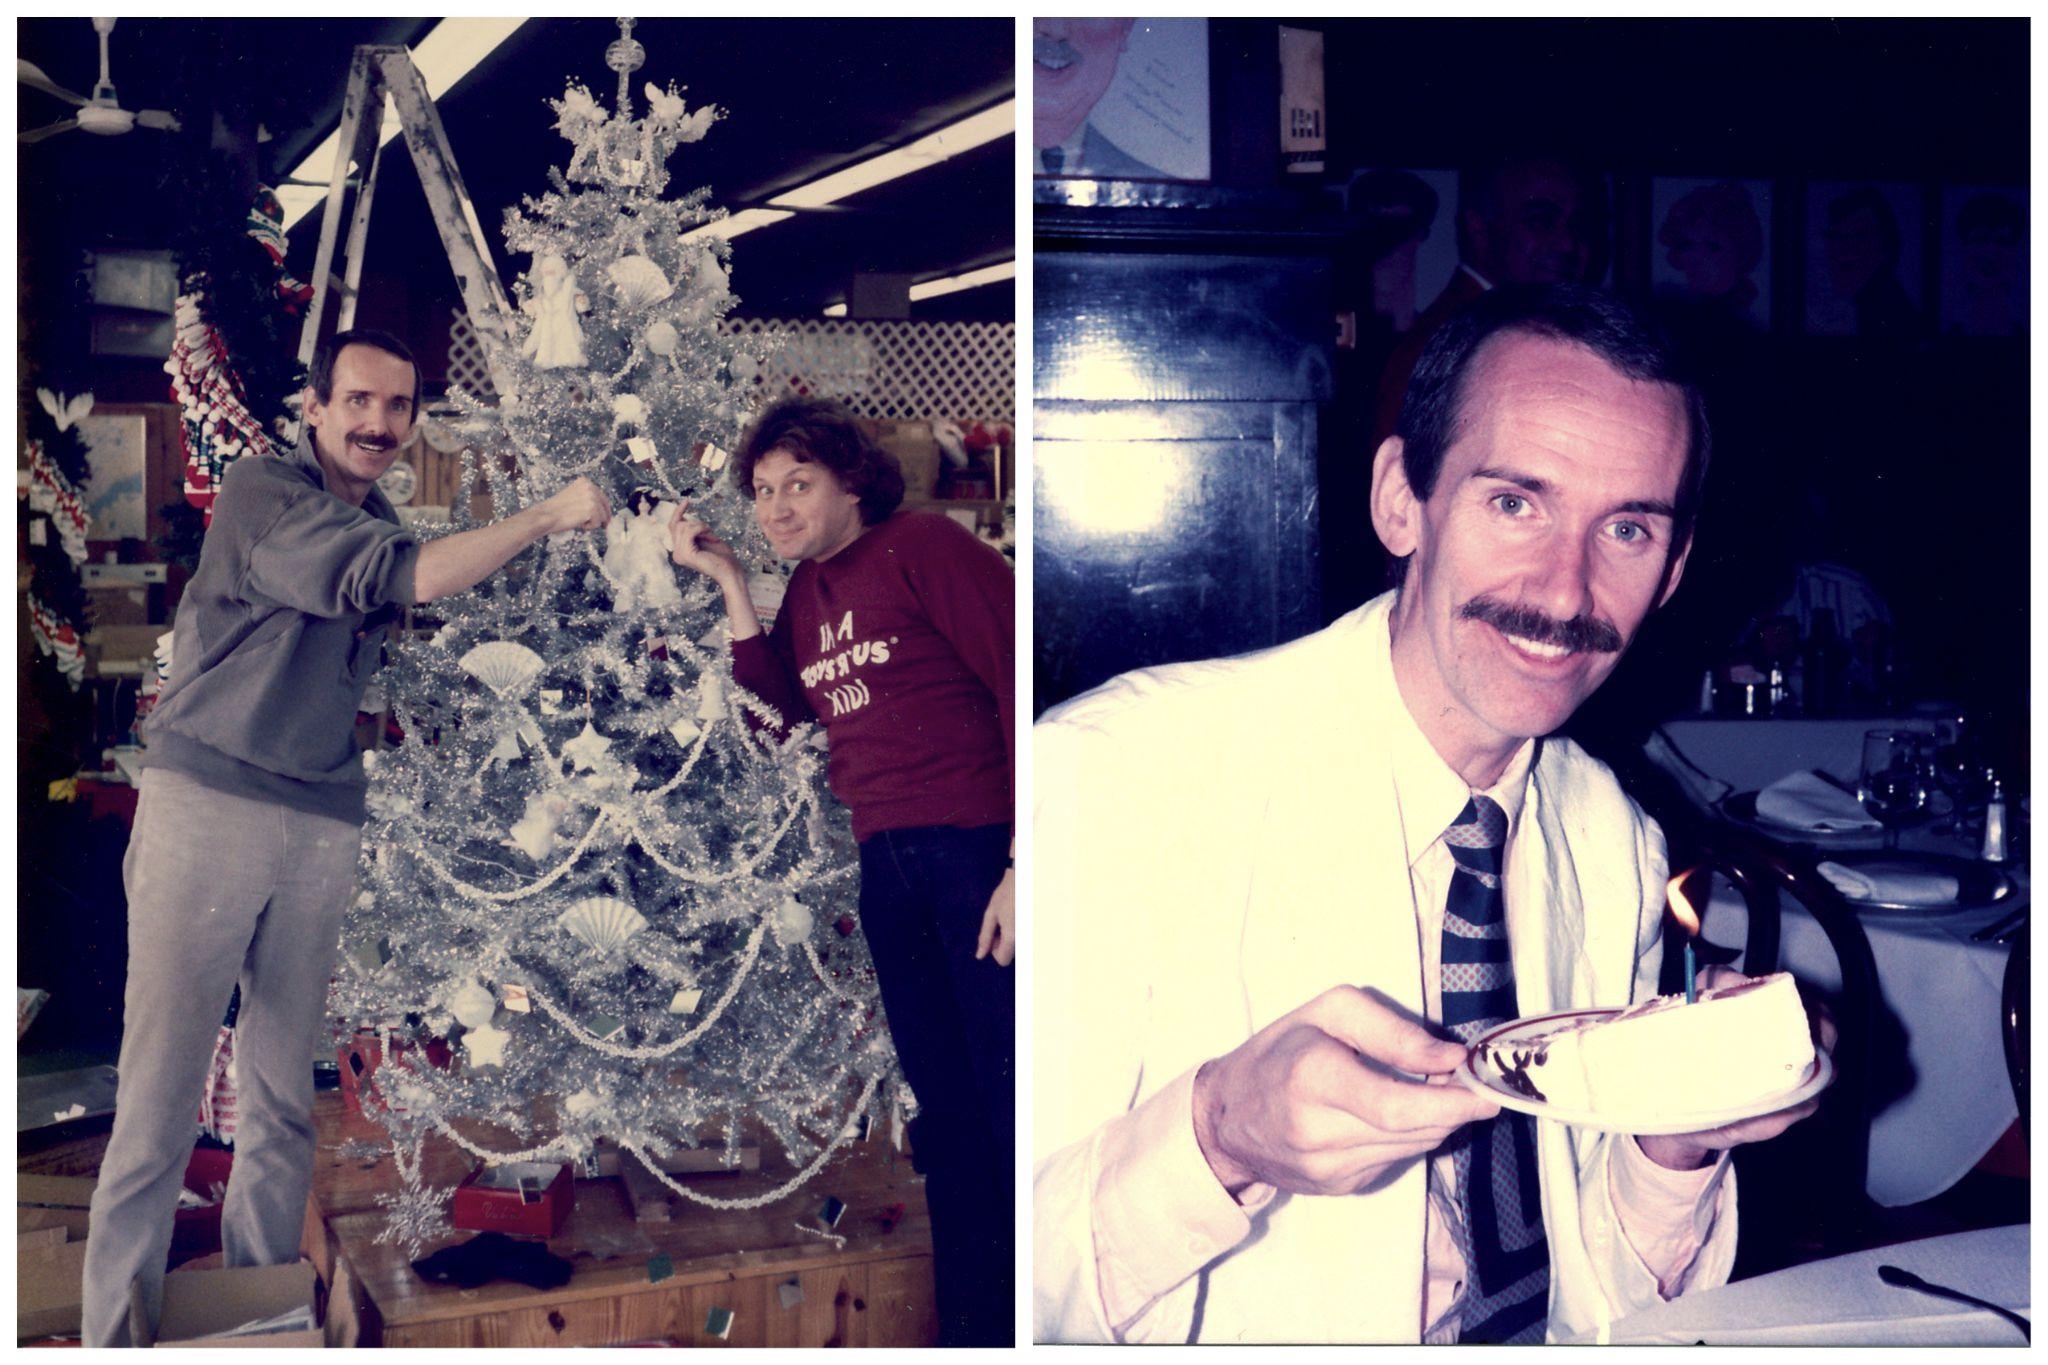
[1668,870,1701,1003]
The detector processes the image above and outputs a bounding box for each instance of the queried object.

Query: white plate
[1455,1007,1834,1135]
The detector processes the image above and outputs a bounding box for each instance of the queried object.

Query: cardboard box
[135,1262,323,1348]
[18,1237,91,1338]
[451,1161,575,1239]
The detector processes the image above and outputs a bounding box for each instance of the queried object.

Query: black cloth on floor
[410,1231,573,1289]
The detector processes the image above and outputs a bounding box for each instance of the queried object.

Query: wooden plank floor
[22,1089,939,1348]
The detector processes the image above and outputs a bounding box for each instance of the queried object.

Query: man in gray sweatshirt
[82,329,610,1346]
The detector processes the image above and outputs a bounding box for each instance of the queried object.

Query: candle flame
[1667,869,1701,936]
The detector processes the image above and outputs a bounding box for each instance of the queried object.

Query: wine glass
[1859,730,1931,850]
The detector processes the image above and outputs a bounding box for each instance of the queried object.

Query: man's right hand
[538,476,611,534]
[668,499,746,584]
[1191,985,1500,1197]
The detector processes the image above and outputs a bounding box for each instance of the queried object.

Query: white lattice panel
[727,318,1014,424]
[444,313,1013,424]
[446,309,497,403]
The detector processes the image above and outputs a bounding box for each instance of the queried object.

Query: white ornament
[730,351,759,381]
[667,986,704,1015]
[448,981,496,1030]
[624,436,659,466]
[501,983,532,1014]
[611,393,649,430]
[770,897,813,946]
[560,721,614,772]
[559,896,649,953]
[377,459,418,505]
[667,715,702,746]
[464,1022,510,1067]
[460,641,545,700]
[565,1088,602,1118]
[697,669,726,722]
[644,320,679,356]
[504,791,573,860]
[601,501,684,613]
[521,253,588,369]
[699,442,730,473]
[607,254,673,309]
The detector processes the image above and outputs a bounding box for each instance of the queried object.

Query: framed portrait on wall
[1651,176,1772,331]
[1939,186,2027,337]
[1032,18,1210,181]
[1805,182,1925,338]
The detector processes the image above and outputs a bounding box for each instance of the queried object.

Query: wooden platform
[23,1090,939,1348]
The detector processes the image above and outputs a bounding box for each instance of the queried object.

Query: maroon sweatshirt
[730,511,1013,841]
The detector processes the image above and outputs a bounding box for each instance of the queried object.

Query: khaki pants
[82,768,360,1346]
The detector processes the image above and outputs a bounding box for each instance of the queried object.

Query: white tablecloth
[1573,1224,2029,1345]
[1649,718,2023,1206]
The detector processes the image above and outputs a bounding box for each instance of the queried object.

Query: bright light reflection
[277,18,528,229]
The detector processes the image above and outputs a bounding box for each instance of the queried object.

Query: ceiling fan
[20,17,181,144]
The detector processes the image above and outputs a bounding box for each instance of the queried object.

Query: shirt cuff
[1611,1136,1731,1298]
[1093,1066,1261,1329]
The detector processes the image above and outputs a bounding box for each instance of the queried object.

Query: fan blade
[136,108,181,132]
[20,118,80,145]
[18,59,88,106]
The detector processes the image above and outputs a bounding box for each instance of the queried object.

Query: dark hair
[1825,185,1901,264]
[1393,284,1711,573]
[309,328,421,412]
[1957,192,2025,243]
[735,397,905,525]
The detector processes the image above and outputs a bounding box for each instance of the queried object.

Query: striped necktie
[1441,794,1551,1343]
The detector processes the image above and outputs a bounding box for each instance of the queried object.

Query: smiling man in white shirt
[1034,285,1821,1343]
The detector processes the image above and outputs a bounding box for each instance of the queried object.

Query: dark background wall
[1040,18,2028,768]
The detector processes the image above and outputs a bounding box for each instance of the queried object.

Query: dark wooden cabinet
[1033,198,1337,713]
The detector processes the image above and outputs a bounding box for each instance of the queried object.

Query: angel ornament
[601,489,684,613]
[521,253,589,370]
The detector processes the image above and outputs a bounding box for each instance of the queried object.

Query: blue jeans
[858,823,1014,1346]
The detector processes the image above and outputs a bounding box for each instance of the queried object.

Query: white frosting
[1496,972,1815,1114]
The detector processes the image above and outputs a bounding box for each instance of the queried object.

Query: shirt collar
[1368,605,1534,868]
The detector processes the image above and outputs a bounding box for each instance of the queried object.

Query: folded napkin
[1755,770,1884,833]
[1817,860,1961,906]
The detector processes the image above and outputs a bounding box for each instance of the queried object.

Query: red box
[169,1147,235,1263]
[336,1032,453,1114]
[451,1162,575,1239]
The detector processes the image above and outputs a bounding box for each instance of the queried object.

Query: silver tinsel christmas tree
[328,20,904,1252]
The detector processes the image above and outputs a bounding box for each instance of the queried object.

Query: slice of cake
[1477,972,1815,1114]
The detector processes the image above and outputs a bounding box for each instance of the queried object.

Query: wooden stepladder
[294,45,517,399]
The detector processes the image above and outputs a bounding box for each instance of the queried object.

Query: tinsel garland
[19,401,96,692]
[164,293,283,521]
[162,182,311,521]
[25,589,87,687]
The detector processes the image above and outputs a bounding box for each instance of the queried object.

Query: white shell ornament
[558,896,649,952]
[608,254,673,309]
[460,641,546,699]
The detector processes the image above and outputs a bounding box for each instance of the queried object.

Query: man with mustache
[83,329,609,1346]
[1034,287,1818,1343]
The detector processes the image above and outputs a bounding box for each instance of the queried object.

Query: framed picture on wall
[1651,176,1772,331]
[1031,18,1210,181]
[1805,181,1925,338]
[1939,186,2027,337]
[76,402,181,550]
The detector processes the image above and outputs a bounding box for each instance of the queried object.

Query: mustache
[1460,596,1622,654]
